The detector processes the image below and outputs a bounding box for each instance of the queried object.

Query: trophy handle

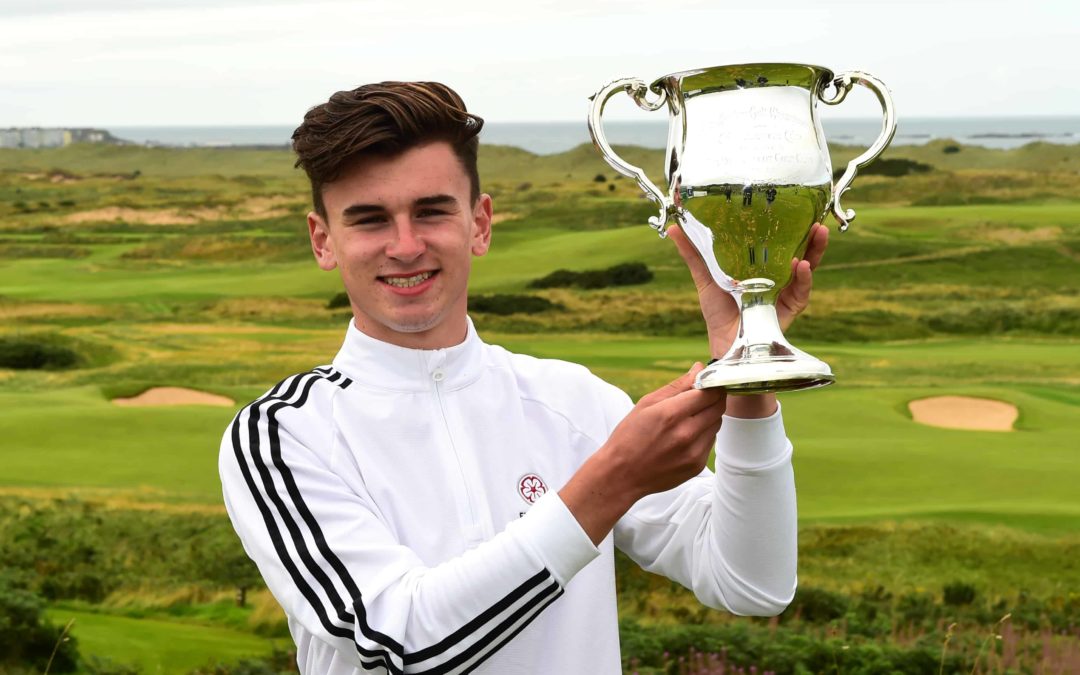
[588,77,673,237]
[819,71,897,231]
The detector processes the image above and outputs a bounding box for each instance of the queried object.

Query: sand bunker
[112,387,234,407]
[908,395,1018,432]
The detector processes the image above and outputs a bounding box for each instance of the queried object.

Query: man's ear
[308,211,337,271]
[471,194,493,257]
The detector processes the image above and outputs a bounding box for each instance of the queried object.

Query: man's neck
[351,316,469,351]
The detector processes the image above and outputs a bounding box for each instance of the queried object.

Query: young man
[220,81,827,675]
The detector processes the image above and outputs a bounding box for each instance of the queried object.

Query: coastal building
[0,127,120,149]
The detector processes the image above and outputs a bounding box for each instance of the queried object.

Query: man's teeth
[383,272,433,288]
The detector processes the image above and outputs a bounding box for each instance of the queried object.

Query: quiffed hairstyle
[291,81,484,220]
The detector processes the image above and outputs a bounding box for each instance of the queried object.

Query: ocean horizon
[105,116,1080,154]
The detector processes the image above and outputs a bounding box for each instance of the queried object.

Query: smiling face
[308,141,492,349]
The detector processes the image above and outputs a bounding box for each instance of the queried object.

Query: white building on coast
[0,127,120,149]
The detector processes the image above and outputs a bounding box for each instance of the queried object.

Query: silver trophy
[589,63,896,394]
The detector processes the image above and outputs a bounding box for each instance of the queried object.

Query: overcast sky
[1,0,1076,127]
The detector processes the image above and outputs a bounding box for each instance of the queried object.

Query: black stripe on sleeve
[403,569,550,665]
[232,371,401,674]
[413,579,561,675]
[458,589,565,675]
[237,367,570,672]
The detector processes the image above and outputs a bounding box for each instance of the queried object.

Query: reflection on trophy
[589,63,896,394]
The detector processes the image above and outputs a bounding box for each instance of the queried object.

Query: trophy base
[695,351,835,395]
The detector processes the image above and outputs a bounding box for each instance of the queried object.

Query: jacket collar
[331,317,486,392]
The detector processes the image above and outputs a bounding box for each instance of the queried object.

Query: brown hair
[291,81,484,220]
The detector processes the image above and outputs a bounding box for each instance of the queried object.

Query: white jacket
[220,319,797,675]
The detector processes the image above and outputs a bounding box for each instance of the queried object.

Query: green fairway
[0,386,238,502]
[45,607,287,674]
[4,336,1076,528]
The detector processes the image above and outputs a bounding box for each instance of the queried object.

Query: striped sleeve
[219,369,599,674]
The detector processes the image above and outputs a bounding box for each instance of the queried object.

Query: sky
[0,0,1077,127]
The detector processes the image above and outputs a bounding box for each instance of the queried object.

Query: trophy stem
[695,283,834,394]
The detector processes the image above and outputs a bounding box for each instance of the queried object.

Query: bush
[593,173,607,182]
[528,262,654,290]
[469,294,560,316]
[326,292,350,310]
[186,648,298,674]
[782,586,849,623]
[832,157,933,180]
[618,619,962,674]
[943,144,961,154]
[0,336,81,370]
[0,576,79,672]
[84,656,143,674]
[924,306,1080,336]
[943,581,977,606]
[896,590,938,627]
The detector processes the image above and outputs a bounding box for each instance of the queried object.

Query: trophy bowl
[588,63,896,394]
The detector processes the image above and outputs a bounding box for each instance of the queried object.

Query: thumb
[638,362,704,407]
[666,224,715,292]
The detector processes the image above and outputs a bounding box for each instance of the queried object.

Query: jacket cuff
[715,401,793,473]
[512,491,600,587]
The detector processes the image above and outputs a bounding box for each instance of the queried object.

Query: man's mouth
[380,271,436,288]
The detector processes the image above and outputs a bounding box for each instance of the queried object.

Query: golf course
[1,137,1077,674]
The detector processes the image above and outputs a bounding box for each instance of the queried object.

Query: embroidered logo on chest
[517,474,547,505]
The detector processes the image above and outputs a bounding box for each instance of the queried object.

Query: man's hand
[559,363,726,544]
[666,222,830,357]
[665,222,830,418]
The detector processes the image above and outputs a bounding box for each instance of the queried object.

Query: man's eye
[352,216,387,226]
[417,209,448,218]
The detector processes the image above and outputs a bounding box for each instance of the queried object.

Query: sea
[107,117,1079,154]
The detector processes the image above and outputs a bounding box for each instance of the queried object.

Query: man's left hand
[666,222,829,419]
[666,222,830,360]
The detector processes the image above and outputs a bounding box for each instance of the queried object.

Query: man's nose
[386,221,426,261]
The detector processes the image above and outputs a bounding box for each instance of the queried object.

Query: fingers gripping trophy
[589,63,896,394]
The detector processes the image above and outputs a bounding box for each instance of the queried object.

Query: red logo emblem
[518,474,547,504]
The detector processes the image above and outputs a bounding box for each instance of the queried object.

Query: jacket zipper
[432,378,481,542]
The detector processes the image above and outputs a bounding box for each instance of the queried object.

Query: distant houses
[0,127,124,149]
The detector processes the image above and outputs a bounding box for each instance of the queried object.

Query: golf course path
[908,395,1018,431]
[112,387,234,407]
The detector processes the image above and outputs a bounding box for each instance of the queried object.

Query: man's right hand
[558,363,727,545]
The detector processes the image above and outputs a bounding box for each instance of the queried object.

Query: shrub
[84,656,143,674]
[528,262,654,290]
[832,157,933,180]
[943,144,961,154]
[593,173,607,182]
[943,581,977,606]
[469,294,560,316]
[782,586,849,623]
[326,292,350,310]
[0,336,81,370]
[186,648,298,674]
[0,576,79,672]
[896,590,938,627]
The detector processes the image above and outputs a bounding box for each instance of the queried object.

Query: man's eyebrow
[341,203,384,218]
[341,195,458,219]
[415,194,459,207]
